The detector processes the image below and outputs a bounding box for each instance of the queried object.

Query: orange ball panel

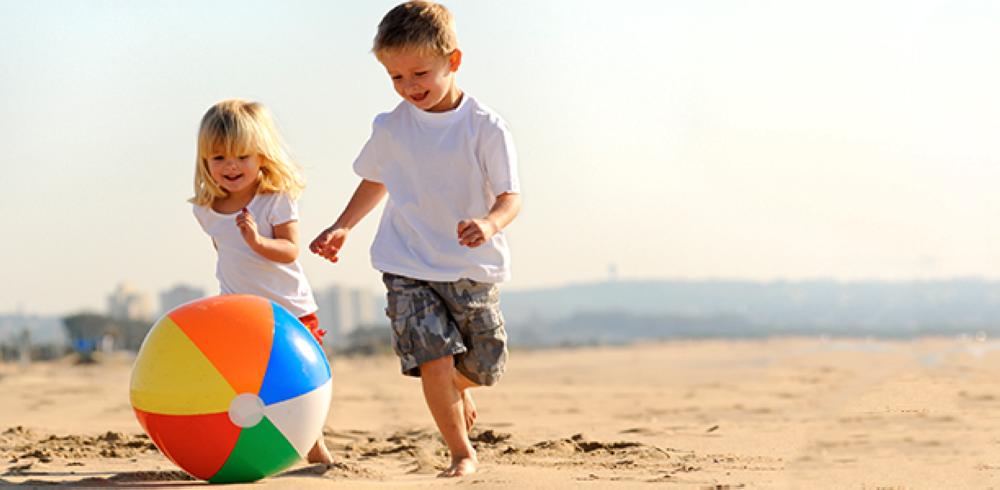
[167,295,274,394]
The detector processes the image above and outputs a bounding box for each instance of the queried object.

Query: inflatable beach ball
[129,295,331,483]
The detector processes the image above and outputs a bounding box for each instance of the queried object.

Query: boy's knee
[454,371,479,390]
[420,355,454,378]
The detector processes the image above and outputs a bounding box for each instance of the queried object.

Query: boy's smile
[380,48,463,113]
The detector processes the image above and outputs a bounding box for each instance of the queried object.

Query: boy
[309,1,521,478]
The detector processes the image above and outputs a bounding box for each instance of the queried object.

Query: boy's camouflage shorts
[382,272,508,386]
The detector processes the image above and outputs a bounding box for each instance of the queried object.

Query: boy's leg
[431,279,507,433]
[453,370,479,431]
[430,278,506,434]
[420,356,477,477]
[430,279,507,388]
[382,273,476,476]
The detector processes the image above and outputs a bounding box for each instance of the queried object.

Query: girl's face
[207,152,262,195]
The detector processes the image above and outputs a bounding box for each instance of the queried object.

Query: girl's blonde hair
[190,99,305,206]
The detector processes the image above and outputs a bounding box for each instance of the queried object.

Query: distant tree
[61,313,154,360]
[334,325,392,357]
[62,313,113,363]
[116,318,153,352]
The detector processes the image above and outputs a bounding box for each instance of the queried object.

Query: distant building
[107,283,154,322]
[0,314,66,347]
[315,285,380,338]
[159,284,206,316]
[0,315,67,362]
[349,289,377,328]
[317,286,348,336]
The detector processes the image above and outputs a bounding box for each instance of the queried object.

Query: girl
[190,99,332,465]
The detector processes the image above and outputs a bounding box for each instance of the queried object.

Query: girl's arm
[309,179,387,262]
[237,208,300,263]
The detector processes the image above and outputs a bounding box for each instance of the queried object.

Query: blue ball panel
[258,303,332,405]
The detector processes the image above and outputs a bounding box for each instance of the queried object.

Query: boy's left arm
[457,192,521,248]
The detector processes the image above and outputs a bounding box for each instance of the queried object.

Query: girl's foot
[306,439,333,464]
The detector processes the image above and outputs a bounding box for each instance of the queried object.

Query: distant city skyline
[2,1,999,314]
[113,281,381,335]
[0,280,382,347]
[7,277,1000,348]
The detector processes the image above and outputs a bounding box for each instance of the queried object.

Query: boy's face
[379,48,462,112]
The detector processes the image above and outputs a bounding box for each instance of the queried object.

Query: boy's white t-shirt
[353,94,520,283]
[192,192,318,317]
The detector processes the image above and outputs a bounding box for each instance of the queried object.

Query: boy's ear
[449,49,462,72]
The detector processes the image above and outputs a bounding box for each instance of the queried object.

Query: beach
[2,337,1000,488]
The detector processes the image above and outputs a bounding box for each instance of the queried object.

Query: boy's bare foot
[438,456,477,477]
[461,389,477,432]
[306,439,333,464]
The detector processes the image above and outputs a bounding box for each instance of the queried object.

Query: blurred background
[1,0,998,359]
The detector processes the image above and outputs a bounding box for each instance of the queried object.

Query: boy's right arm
[309,179,387,263]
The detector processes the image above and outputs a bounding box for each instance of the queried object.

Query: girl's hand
[236,208,261,248]
[457,218,498,248]
[310,227,348,263]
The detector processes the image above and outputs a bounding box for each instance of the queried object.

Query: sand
[2,337,1000,488]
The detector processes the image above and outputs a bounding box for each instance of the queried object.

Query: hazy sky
[1,0,998,315]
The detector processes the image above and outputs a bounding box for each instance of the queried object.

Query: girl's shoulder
[191,201,211,220]
[251,191,299,223]
[255,191,296,205]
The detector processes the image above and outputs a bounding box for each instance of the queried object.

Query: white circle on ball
[228,393,265,428]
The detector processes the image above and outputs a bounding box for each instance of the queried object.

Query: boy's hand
[236,208,262,248]
[457,218,498,248]
[310,227,348,263]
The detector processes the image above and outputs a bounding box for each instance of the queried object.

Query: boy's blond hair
[373,1,457,59]
[190,99,305,206]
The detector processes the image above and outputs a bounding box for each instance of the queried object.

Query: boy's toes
[438,457,477,478]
